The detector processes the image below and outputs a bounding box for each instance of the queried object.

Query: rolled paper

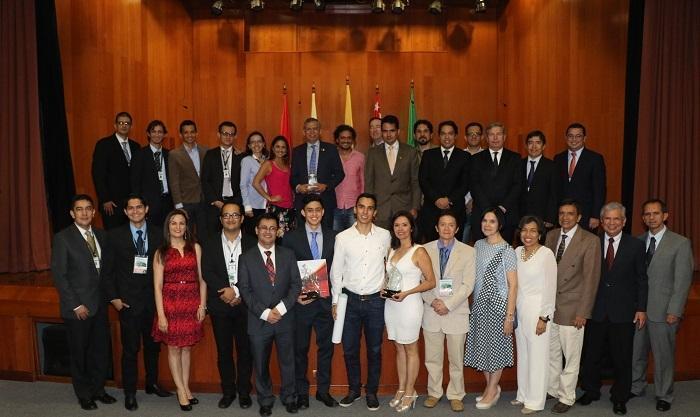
[331,293,348,344]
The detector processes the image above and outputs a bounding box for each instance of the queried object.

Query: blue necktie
[309,144,317,175]
[310,231,320,260]
[439,247,449,279]
[136,230,145,256]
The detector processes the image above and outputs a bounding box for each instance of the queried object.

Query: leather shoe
[188,397,199,405]
[656,400,671,412]
[339,391,361,407]
[79,398,98,410]
[218,395,235,409]
[240,394,253,409]
[125,394,138,411]
[259,405,272,416]
[450,399,464,412]
[285,401,299,413]
[145,384,173,397]
[296,395,309,409]
[93,392,117,404]
[575,393,599,406]
[423,396,439,408]
[551,401,571,414]
[613,402,627,415]
[315,392,339,407]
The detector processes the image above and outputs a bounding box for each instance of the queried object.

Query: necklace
[520,245,540,262]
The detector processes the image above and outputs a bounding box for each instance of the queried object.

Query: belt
[342,288,381,301]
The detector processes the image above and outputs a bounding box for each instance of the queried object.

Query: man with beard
[333,125,365,231]
[414,120,437,157]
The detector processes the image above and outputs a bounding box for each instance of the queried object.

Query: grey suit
[631,229,694,402]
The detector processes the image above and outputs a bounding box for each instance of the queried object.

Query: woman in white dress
[384,211,436,412]
[513,216,557,414]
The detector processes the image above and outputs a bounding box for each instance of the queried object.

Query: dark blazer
[520,156,559,225]
[419,147,471,224]
[281,226,336,269]
[102,223,162,315]
[92,134,140,206]
[202,232,257,315]
[554,148,606,226]
[470,147,524,227]
[130,145,170,203]
[592,233,648,323]
[238,245,302,336]
[51,225,109,319]
[290,141,345,212]
[201,147,244,205]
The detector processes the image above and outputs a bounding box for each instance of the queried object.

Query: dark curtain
[632,0,700,268]
[0,0,52,272]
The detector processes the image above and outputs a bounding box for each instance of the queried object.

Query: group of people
[49,111,694,416]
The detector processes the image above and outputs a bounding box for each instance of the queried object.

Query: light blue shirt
[305,223,323,256]
[240,155,267,211]
[186,144,201,177]
[129,222,148,254]
[437,238,456,259]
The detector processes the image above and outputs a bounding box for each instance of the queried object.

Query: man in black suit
[130,120,173,229]
[470,122,523,242]
[554,123,606,231]
[202,202,256,410]
[519,130,559,231]
[51,194,116,410]
[92,112,141,229]
[238,213,302,416]
[419,120,470,242]
[577,202,648,416]
[202,121,244,238]
[290,118,345,228]
[103,195,171,411]
[281,195,339,410]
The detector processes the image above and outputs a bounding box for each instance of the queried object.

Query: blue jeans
[333,207,356,232]
[461,212,473,243]
[341,293,385,395]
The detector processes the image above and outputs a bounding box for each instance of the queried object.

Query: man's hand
[666,314,680,325]
[332,304,337,320]
[213,201,224,209]
[297,184,311,194]
[297,295,315,305]
[228,297,242,307]
[74,305,89,320]
[589,218,600,229]
[409,209,418,218]
[573,316,587,329]
[435,197,450,210]
[431,299,449,316]
[103,201,116,216]
[110,299,129,311]
[315,183,328,193]
[218,287,236,304]
[267,308,282,324]
[634,311,647,329]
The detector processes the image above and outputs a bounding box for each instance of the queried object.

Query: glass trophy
[382,264,403,298]
[308,172,318,192]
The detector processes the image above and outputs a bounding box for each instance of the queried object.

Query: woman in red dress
[152,209,206,411]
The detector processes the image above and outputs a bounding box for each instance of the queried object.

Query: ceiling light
[390,0,405,14]
[211,0,224,16]
[313,0,325,10]
[250,0,264,10]
[428,0,442,14]
[290,0,303,10]
[475,0,487,13]
[371,0,385,13]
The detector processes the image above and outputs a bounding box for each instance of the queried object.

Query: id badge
[93,257,101,270]
[223,169,231,179]
[439,278,453,297]
[158,171,164,181]
[133,256,148,274]
[227,261,237,286]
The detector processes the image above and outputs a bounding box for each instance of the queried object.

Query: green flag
[407,82,416,147]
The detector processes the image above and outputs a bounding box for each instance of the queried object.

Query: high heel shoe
[475,389,500,410]
[395,394,418,413]
[475,385,500,402]
[389,390,405,408]
[176,391,192,412]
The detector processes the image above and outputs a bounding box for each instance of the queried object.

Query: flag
[373,85,382,118]
[407,81,416,147]
[311,84,318,119]
[280,86,291,146]
[344,78,353,127]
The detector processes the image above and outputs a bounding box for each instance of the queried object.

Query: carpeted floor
[2,379,699,417]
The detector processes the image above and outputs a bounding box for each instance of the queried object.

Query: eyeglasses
[220,131,236,137]
[257,225,279,232]
[221,213,242,219]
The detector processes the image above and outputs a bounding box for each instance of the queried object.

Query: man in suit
[238,213,302,416]
[103,195,171,411]
[202,202,256,410]
[281,195,339,409]
[630,199,694,412]
[202,121,244,237]
[520,130,559,230]
[470,122,523,242]
[577,202,648,416]
[545,199,601,414]
[414,119,437,156]
[368,117,383,148]
[554,123,606,231]
[51,194,116,410]
[290,118,345,229]
[92,111,140,229]
[421,211,475,412]
[130,120,173,228]
[419,121,471,242]
[462,122,484,243]
[364,115,421,229]
[168,120,208,240]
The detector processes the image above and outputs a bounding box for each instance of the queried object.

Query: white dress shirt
[222,231,242,296]
[150,144,169,194]
[604,232,622,257]
[557,224,579,254]
[646,226,666,250]
[221,146,234,197]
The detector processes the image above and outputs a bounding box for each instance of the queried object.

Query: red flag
[280,86,291,146]
[373,85,382,118]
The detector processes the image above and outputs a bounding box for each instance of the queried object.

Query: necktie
[555,234,567,263]
[154,151,164,193]
[85,230,98,258]
[527,160,536,189]
[388,145,397,174]
[309,144,317,175]
[568,151,577,179]
[443,150,449,168]
[646,236,656,267]
[121,141,131,165]
[265,250,276,285]
[439,247,449,279]
[606,237,615,270]
[136,230,145,256]
[492,151,499,175]
[310,231,320,260]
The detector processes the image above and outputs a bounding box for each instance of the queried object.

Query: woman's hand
[157,316,168,333]
[503,318,514,336]
[391,291,408,302]
[268,195,282,203]
[535,319,547,336]
[196,306,206,322]
[245,210,254,218]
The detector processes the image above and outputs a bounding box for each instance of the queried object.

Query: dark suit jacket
[290,141,345,212]
[102,222,162,315]
[202,232,257,315]
[592,233,648,323]
[51,225,110,319]
[419,147,471,220]
[470,147,524,226]
[520,156,559,224]
[554,148,606,226]
[281,226,336,271]
[201,147,244,205]
[238,245,302,336]
[130,145,170,204]
[92,134,140,206]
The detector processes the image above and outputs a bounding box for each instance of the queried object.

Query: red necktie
[606,237,615,270]
[568,152,577,179]
[265,250,276,285]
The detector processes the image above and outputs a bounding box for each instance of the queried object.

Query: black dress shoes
[93,392,117,404]
[259,405,273,416]
[656,400,671,411]
[240,394,253,409]
[125,394,138,411]
[613,402,627,415]
[575,393,599,406]
[188,397,199,405]
[316,392,339,407]
[79,398,98,410]
[285,401,299,413]
[218,395,235,409]
[145,384,173,397]
[296,395,309,409]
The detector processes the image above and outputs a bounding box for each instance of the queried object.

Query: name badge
[93,257,101,270]
[227,261,237,286]
[158,171,164,181]
[223,169,230,179]
[439,278,453,297]
[133,256,148,274]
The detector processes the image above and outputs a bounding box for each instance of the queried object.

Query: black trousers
[182,202,208,242]
[146,193,173,230]
[210,307,253,397]
[580,318,635,403]
[294,298,334,395]
[65,306,111,401]
[250,329,296,407]
[119,306,161,394]
[100,207,128,230]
